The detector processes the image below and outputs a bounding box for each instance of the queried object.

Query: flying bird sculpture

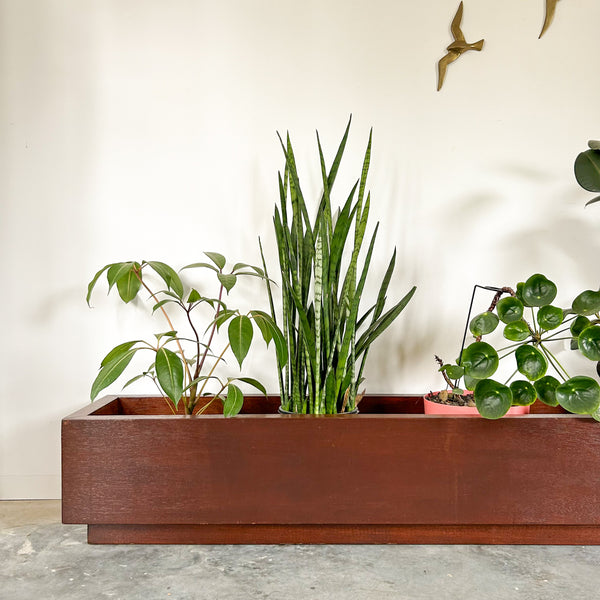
[437,2,484,91]
[539,0,560,38]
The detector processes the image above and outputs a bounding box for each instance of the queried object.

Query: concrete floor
[2,501,600,599]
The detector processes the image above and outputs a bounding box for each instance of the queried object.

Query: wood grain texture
[62,395,598,544]
[87,523,600,545]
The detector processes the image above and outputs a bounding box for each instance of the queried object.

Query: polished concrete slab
[2,501,600,599]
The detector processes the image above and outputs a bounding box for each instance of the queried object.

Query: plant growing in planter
[86,254,286,416]
[260,118,416,414]
[574,139,600,206]
[433,274,600,419]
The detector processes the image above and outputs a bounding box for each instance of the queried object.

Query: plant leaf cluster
[261,117,416,414]
[574,140,600,206]
[87,255,285,416]
[440,274,600,419]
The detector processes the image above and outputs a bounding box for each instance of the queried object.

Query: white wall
[1,0,599,498]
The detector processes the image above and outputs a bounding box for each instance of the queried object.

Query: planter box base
[87,524,600,545]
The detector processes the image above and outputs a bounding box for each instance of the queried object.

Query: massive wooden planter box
[62,395,600,545]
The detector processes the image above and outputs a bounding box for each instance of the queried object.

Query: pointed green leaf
[152,298,176,313]
[181,262,219,272]
[223,383,244,417]
[217,273,237,293]
[86,264,113,306]
[204,252,226,270]
[146,261,184,298]
[100,340,141,367]
[228,315,253,368]
[107,262,135,293]
[187,289,202,303]
[91,348,138,400]
[115,263,141,303]
[236,377,267,395]
[155,347,184,406]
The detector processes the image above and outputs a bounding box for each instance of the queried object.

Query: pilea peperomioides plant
[438,274,600,419]
[87,254,286,416]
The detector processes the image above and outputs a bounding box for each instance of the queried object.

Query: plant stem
[197,342,231,401]
[539,343,570,381]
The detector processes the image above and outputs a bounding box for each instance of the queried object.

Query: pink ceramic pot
[423,392,530,416]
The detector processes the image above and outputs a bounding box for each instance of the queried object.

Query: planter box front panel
[62,396,600,532]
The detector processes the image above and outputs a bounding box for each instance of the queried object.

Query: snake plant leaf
[521,274,557,307]
[503,320,530,342]
[574,149,600,192]
[469,311,499,336]
[534,375,560,407]
[496,296,524,324]
[223,383,244,417]
[509,380,537,406]
[474,379,512,419]
[146,261,184,299]
[91,348,138,400]
[155,347,184,406]
[228,315,253,368]
[515,345,547,381]
[217,273,237,293]
[572,290,600,316]
[556,376,600,414]
[537,305,563,330]
[571,315,591,337]
[204,252,227,270]
[461,342,499,380]
[578,326,600,361]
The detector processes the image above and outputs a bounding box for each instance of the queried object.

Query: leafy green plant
[87,254,286,416]
[260,118,416,414]
[574,140,600,206]
[437,274,600,419]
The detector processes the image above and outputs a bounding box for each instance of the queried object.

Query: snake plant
[261,118,416,414]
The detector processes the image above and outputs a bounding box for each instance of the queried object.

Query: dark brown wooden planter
[62,394,600,545]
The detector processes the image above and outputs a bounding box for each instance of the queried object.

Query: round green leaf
[515,345,547,381]
[474,379,512,419]
[463,373,479,391]
[461,342,499,379]
[578,326,600,361]
[444,364,465,380]
[574,149,600,192]
[536,305,563,330]
[534,375,560,407]
[469,312,499,336]
[496,297,524,324]
[516,282,529,307]
[503,320,530,342]
[572,290,600,316]
[556,376,600,415]
[521,274,557,307]
[509,380,537,406]
[571,315,591,337]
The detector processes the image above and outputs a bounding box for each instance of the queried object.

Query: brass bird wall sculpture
[539,0,561,38]
[437,1,484,91]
